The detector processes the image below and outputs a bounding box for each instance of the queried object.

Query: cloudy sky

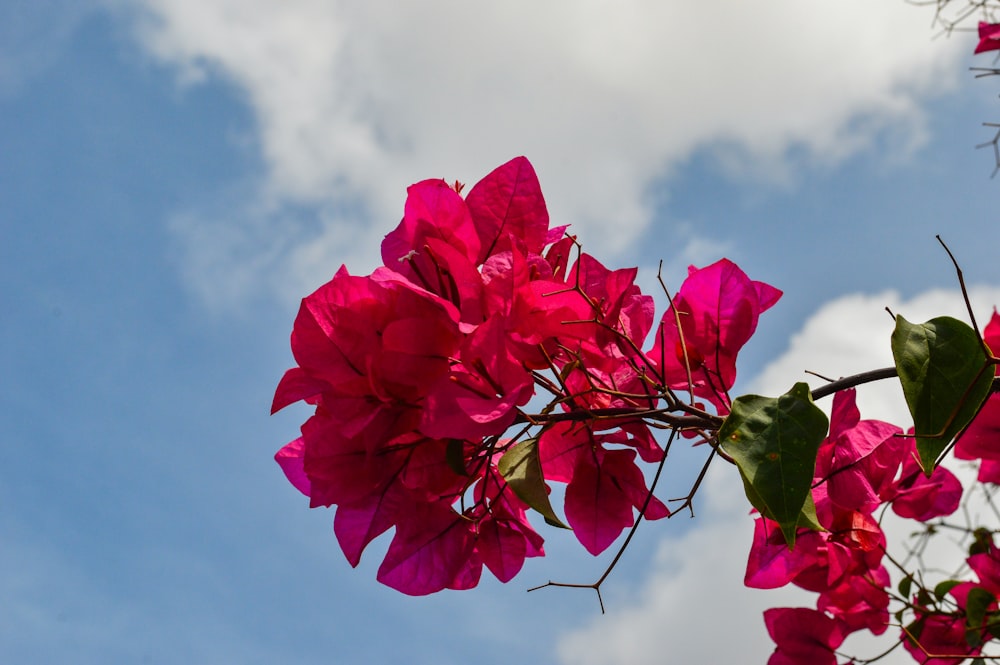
[4,1,1000,663]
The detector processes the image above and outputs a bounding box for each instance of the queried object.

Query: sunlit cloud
[124,0,963,305]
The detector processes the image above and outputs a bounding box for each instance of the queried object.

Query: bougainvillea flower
[382,178,481,279]
[976,22,1000,54]
[745,517,827,589]
[955,309,1000,482]
[746,501,886,600]
[467,471,545,583]
[814,389,902,514]
[817,566,890,634]
[273,266,463,412]
[648,259,781,412]
[764,607,847,665]
[375,497,481,595]
[273,157,806,601]
[420,314,534,440]
[564,446,669,555]
[538,422,668,555]
[888,458,962,522]
[903,611,980,664]
[464,156,550,261]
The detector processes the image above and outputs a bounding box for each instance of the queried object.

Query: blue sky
[4,2,1000,663]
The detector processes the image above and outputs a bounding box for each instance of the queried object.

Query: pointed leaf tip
[497,438,570,529]
[891,315,995,474]
[720,382,828,548]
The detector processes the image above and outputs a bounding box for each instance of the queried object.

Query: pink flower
[817,566,890,635]
[976,22,1000,54]
[648,259,780,413]
[764,607,847,665]
[271,266,462,414]
[887,448,962,522]
[955,310,1000,483]
[274,157,786,597]
[539,422,668,555]
[745,517,827,589]
[903,612,979,664]
[420,314,534,440]
[814,389,902,514]
[464,156,550,260]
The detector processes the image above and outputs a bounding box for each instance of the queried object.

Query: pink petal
[976,22,1000,54]
[271,367,328,414]
[466,156,549,261]
[955,393,1000,464]
[745,518,824,589]
[376,500,479,595]
[274,437,311,497]
[764,607,847,665]
[564,450,635,555]
[476,517,529,583]
[381,178,480,270]
[333,485,408,567]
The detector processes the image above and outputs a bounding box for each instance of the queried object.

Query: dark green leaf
[497,438,570,529]
[970,527,995,557]
[904,617,925,645]
[934,579,961,601]
[720,382,829,548]
[891,315,995,474]
[986,613,1000,640]
[445,439,469,477]
[739,475,823,532]
[966,587,995,635]
[898,575,913,599]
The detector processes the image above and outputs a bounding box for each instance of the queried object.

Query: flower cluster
[758,310,1000,664]
[272,155,1000,664]
[750,388,962,663]
[272,157,780,595]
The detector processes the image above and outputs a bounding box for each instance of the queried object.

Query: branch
[810,367,900,401]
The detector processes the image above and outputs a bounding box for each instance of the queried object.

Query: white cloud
[123,0,964,304]
[556,286,1000,664]
[751,286,1000,424]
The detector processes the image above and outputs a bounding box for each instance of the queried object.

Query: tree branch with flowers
[270,154,1000,663]
[270,9,1000,664]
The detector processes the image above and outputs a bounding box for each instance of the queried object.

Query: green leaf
[898,575,913,599]
[970,527,995,557]
[985,612,1000,640]
[934,579,961,601]
[891,315,995,474]
[739,476,823,532]
[497,437,570,529]
[966,587,995,638]
[445,439,469,477]
[720,382,829,548]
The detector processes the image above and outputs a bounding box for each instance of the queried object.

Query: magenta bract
[976,22,1000,54]
[648,258,781,413]
[274,157,780,594]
